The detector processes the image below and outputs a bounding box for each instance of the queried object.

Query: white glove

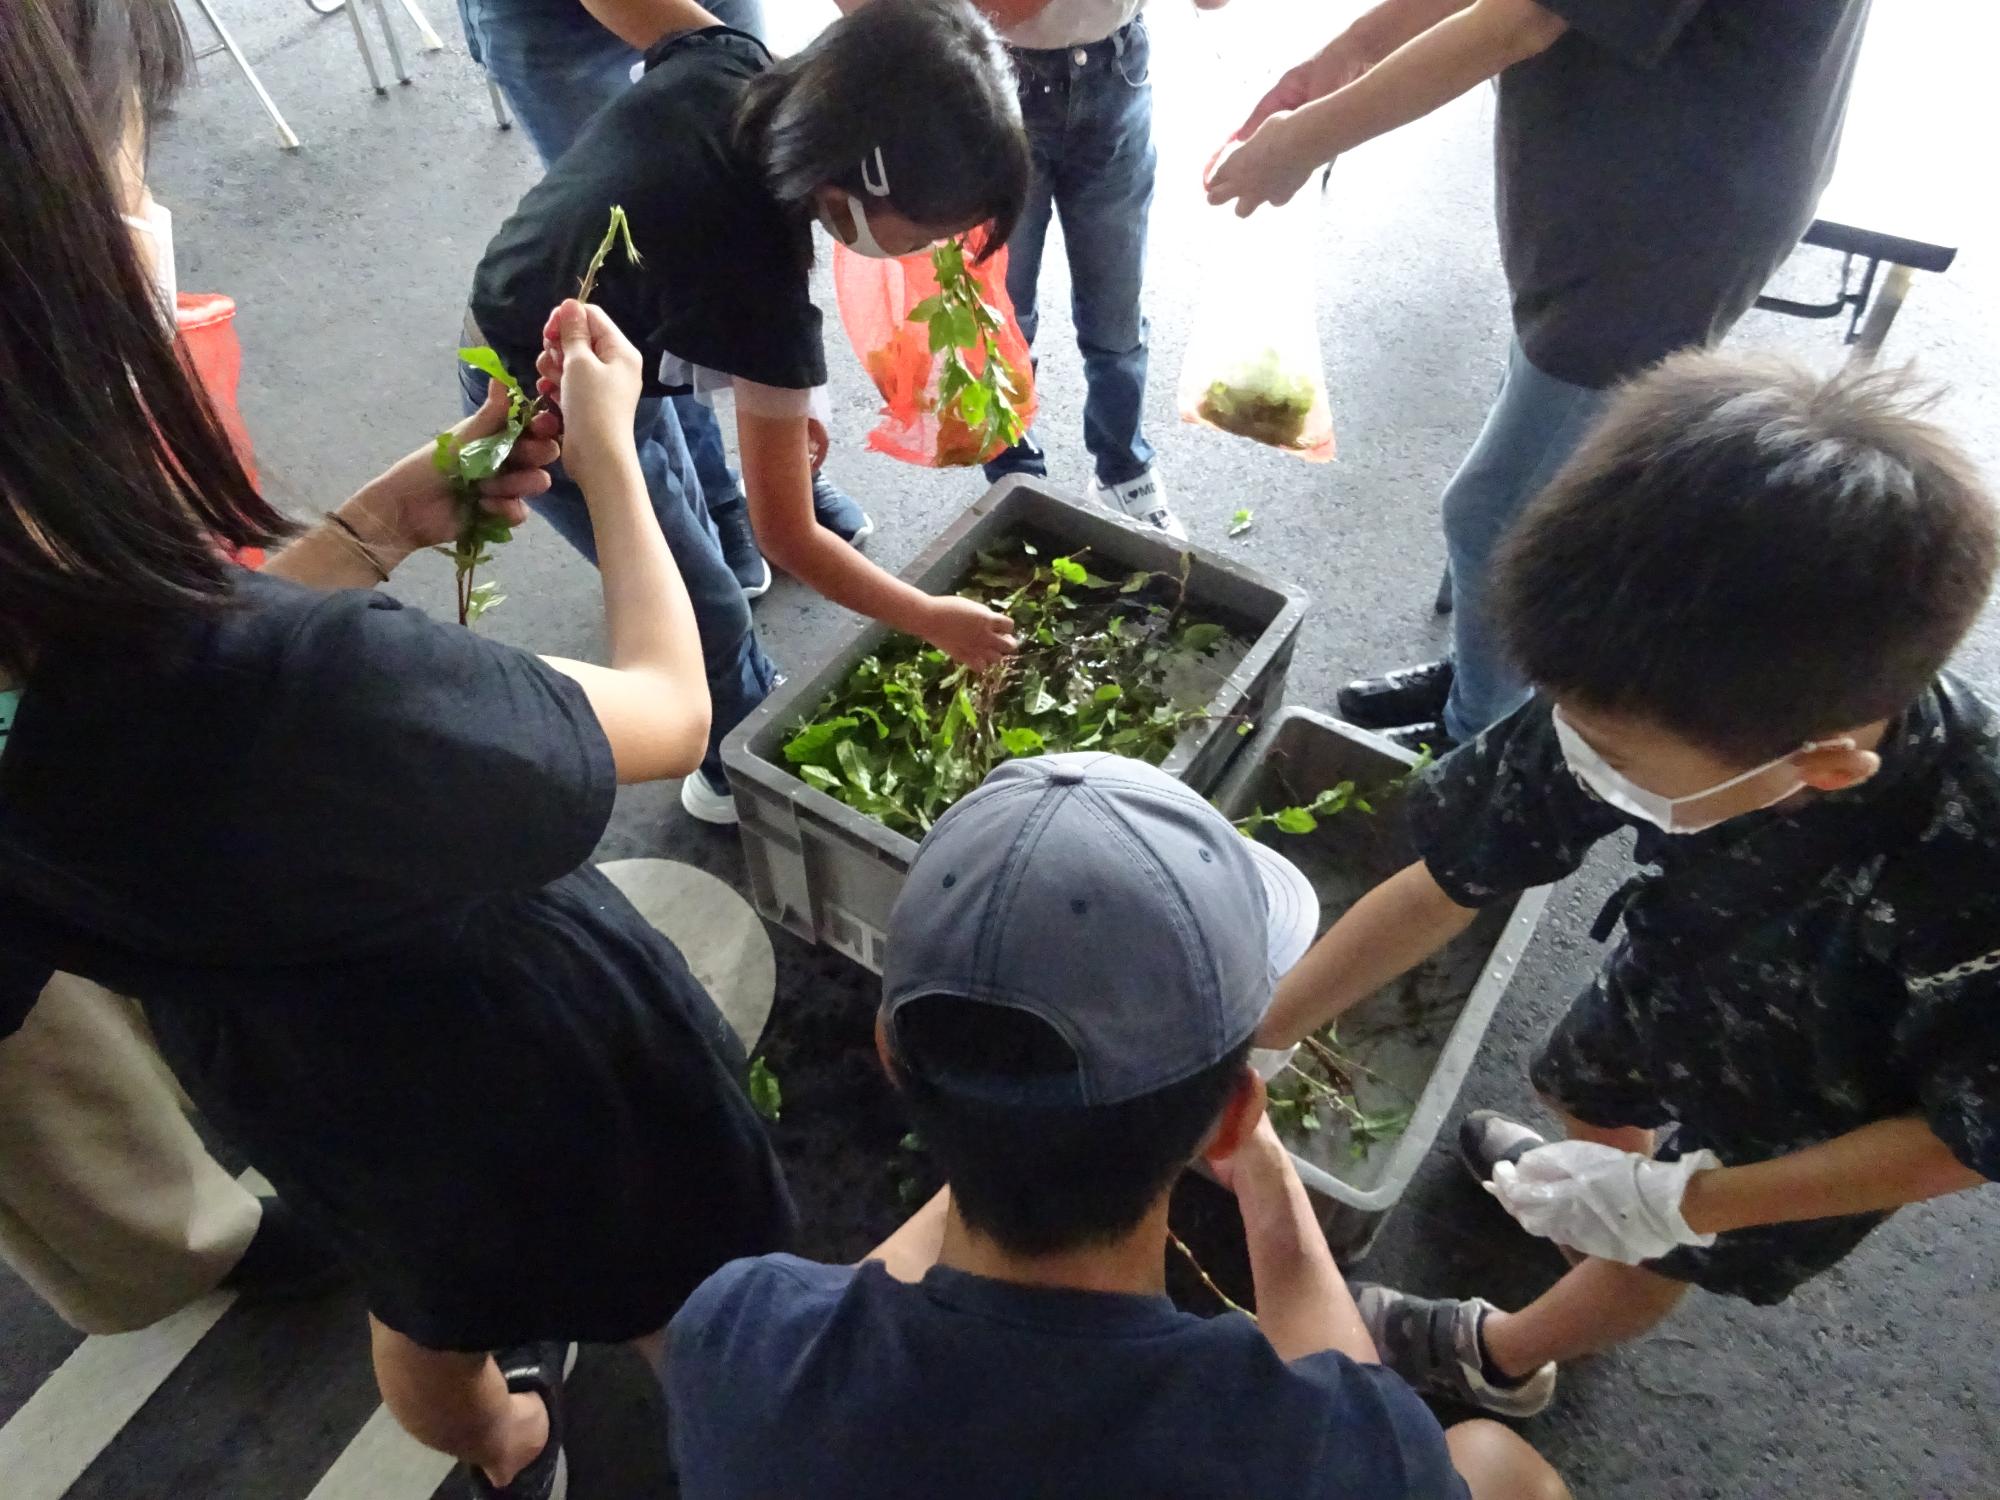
[1250,1044,1298,1082]
[1486,1141,1721,1265]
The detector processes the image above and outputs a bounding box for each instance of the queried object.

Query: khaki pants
[0,973,259,1334]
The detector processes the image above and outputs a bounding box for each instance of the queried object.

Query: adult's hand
[1487,1141,1721,1265]
[537,299,644,497]
[806,415,831,476]
[1238,32,1373,138]
[1206,113,1320,217]
[342,378,558,555]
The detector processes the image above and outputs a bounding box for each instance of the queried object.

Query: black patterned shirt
[1407,676,2000,1179]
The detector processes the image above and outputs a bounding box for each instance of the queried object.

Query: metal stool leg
[487,76,514,130]
[369,0,412,84]
[344,0,387,93]
[1849,263,1913,365]
[190,0,302,149]
[395,0,447,51]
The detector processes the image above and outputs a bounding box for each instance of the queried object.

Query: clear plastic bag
[1176,189,1336,462]
[833,233,1037,468]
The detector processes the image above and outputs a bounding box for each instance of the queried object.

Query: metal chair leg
[190,0,302,149]
[487,76,514,130]
[369,0,412,84]
[344,0,387,93]
[395,0,447,51]
[1849,263,1913,365]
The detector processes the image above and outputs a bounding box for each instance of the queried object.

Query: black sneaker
[1336,660,1454,730]
[1352,1284,1556,1419]
[464,1342,574,1500]
[709,496,771,600]
[813,474,874,546]
[1382,721,1457,757]
[220,1196,349,1303]
[1458,1110,1547,1186]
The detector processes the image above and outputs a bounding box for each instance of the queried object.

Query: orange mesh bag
[833,233,1037,468]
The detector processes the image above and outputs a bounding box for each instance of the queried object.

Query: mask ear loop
[861,145,892,198]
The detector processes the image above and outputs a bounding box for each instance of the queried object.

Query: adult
[465,0,1031,825]
[456,0,873,599]
[1209,0,1872,748]
[0,6,792,1495]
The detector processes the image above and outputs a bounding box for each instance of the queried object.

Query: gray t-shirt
[1496,0,1872,388]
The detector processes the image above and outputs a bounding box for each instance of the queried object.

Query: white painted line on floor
[0,1168,270,1499]
[0,1292,236,1500]
[304,1403,454,1500]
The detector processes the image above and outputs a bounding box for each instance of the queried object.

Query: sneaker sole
[679,776,740,827]
[741,561,773,601]
[1458,1110,1546,1187]
[844,514,876,548]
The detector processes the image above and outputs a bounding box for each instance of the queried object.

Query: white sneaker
[1090,471,1186,541]
[679,770,738,826]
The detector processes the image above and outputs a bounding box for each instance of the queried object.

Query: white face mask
[817,145,940,261]
[122,197,177,329]
[1551,706,1854,836]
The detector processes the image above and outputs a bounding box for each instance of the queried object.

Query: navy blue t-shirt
[666,1255,1468,1499]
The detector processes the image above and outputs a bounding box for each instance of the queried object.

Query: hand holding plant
[536,299,644,496]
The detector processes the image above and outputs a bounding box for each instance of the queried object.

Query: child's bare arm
[865,1188,951,1283]
[1680,1116,1987,1235]
[1259,861,1478,1048]
[1218,1117,1377,1364]
[579,0,717,49]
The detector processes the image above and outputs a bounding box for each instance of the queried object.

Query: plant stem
[1169,1231,1256,1321]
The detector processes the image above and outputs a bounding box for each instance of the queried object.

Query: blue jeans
[456,359,776,786]
[457,0,763,519]
[985,19,1156,488]
[1441,342,1611,741]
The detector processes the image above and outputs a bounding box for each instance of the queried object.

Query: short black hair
[889,996,1250,1257]
[1496,352,1997,761]
[735,0,1030,259]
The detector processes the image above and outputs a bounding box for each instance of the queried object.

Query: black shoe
[1457,1110,1547,1186]
[812,474,874,546]
[220,1196,349,1303]
[464,1342,573,1500]
[709,496,771,600]
[1336,660,1454,730]
[1381,721,1457,757]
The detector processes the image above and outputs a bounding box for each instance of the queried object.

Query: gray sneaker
[1458,1110,1548,1185]
[1352,1284,1556,1419]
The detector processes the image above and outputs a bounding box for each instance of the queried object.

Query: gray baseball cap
[881,753,1320,1106]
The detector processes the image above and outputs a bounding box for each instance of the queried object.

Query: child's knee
[1445,1419,1572,1500]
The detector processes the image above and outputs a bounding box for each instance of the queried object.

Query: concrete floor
[3,0,1997,1495]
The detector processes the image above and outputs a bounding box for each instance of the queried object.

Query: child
[1262,351,2000,1416]
[0,11,790,1498]
[835,0,1192,538]
[465,0,1032,826]
[665,754,1571,1500]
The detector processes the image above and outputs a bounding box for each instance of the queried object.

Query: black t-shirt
[469,27,826,398]
[1406,679,2000,1179]
[0,572,616,1023]
[668,1257,1469,1500]
[1496,0,1871,388]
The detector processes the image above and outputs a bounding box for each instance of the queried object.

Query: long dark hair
[735,0,1030,261]
[0,0,292,679]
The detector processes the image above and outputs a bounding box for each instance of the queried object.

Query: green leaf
[1119,571,1150,594]
[783,715,860,764]
[1300,1110,1322,1133]
[799,765,842,793]
[464,581,506,621]
[1093,683,1123,703]
[1178,622,1227,654]
[1000,726,1045,756]
[835,737,877,795]
[908,293,946,324]
[956,378,991,427]
[457,345,522,396]
[455,427,522,482]
[1274,806,1318,835]
[1050,556,1088,586]
[900,1131,925,1153]
[432,430,459,475]
[1237,720,1255,736]
[747,1057,781,1122]
[1228,508,1254,538]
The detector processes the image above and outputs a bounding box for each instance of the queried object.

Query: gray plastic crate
[722,476,1309,973]
[1210,707,1548,1258]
